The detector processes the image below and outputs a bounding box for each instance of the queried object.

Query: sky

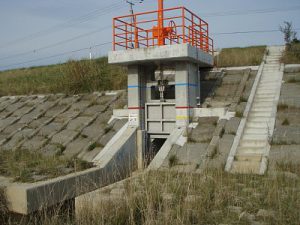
[0,0,299,71]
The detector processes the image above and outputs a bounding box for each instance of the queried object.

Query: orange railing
[113,6,214,54]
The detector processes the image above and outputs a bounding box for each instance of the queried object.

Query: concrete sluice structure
[0,0,221,217]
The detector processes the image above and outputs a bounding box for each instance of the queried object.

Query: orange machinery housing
[112,0,214,54]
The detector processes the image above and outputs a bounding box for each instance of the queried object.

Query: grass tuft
[168,155,179,167]
[88,142,103,151]
[282,118,290,126]
[277,103,289,111]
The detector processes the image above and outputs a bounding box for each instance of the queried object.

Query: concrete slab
[81,124,105,139]
[51,130,78,145]
[0,117,18,130]
[28,117,50,129]
[82,105,106,116]
[44,105,67,117]
[21,136,47,151]
[38,122,64,137]
[63,137,92,158]
[3,123,25,134]
[108,43,213,67]
[67,116,92,131]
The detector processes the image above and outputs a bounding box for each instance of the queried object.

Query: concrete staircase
[228,46,284,174]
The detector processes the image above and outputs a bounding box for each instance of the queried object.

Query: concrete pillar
[137,130,146,170]
[175,62,198,127]
[127,65,146,129]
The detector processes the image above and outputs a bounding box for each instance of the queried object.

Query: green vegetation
[215,46,266,67]
[281,43,300,64]
[0,149,93,183]
[235,110,243,118]
[0,57,127,96]
[88,142,103,151]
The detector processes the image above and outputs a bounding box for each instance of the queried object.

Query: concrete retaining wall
[5,126,137,215]
[147,128,185,170]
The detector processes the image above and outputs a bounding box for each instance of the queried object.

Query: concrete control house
[109,0,214,151]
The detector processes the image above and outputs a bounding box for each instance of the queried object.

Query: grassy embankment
[215,46,266,67]
[281,43,300,64]
[0,57,127,96]
[0,46,267,96]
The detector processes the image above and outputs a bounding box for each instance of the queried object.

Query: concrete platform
[108,43,214,67]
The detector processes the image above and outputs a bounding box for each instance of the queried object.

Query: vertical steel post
[158,0,164,46]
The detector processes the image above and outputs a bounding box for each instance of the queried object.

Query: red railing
[113,6,214,54]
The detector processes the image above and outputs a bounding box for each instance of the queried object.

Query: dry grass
[0,189,8,223]
[0,149,93,183]
[2,168,299,225]
[0,57,127,96]
[76,169,299,225]
[281,43,300,64]
[215,46,266,67]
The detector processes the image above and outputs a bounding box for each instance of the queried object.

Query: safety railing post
[134,15,139,48]
[125,24,128,49]
[113,19,116,51]
[182,7,186,43]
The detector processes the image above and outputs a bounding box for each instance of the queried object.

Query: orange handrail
[112,5,214,55]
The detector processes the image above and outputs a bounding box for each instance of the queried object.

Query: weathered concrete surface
[0,91,127,167]
[203,69,256,109]
[108,43,214,67]
[284,64,300,73]
[270,68,300,171]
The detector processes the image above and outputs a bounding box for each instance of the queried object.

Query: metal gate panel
[145,103,176,134]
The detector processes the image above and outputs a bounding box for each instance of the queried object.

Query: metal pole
[126,0,135,48]
[158,0,164,46]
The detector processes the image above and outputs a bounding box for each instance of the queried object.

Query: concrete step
[239,139,268,148]
[256,87,277,91]
[252,101,273,106]
[237,146,266,154]
[248,112,272,118]
[259,82,279,86]
[242,133,268,141]
[256,90,276,95]
[252,102,274,108]
[253,98,274,103]
[248,115,271,122]
[246,121,269,128]
[260,78,281,82]
[260,79,280,82]
[254,97,274,102]
[251,106,273,112]
[255,94,276,99]
[231,161,260,174]
[243,127,268,135]
[235,153,263,162]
